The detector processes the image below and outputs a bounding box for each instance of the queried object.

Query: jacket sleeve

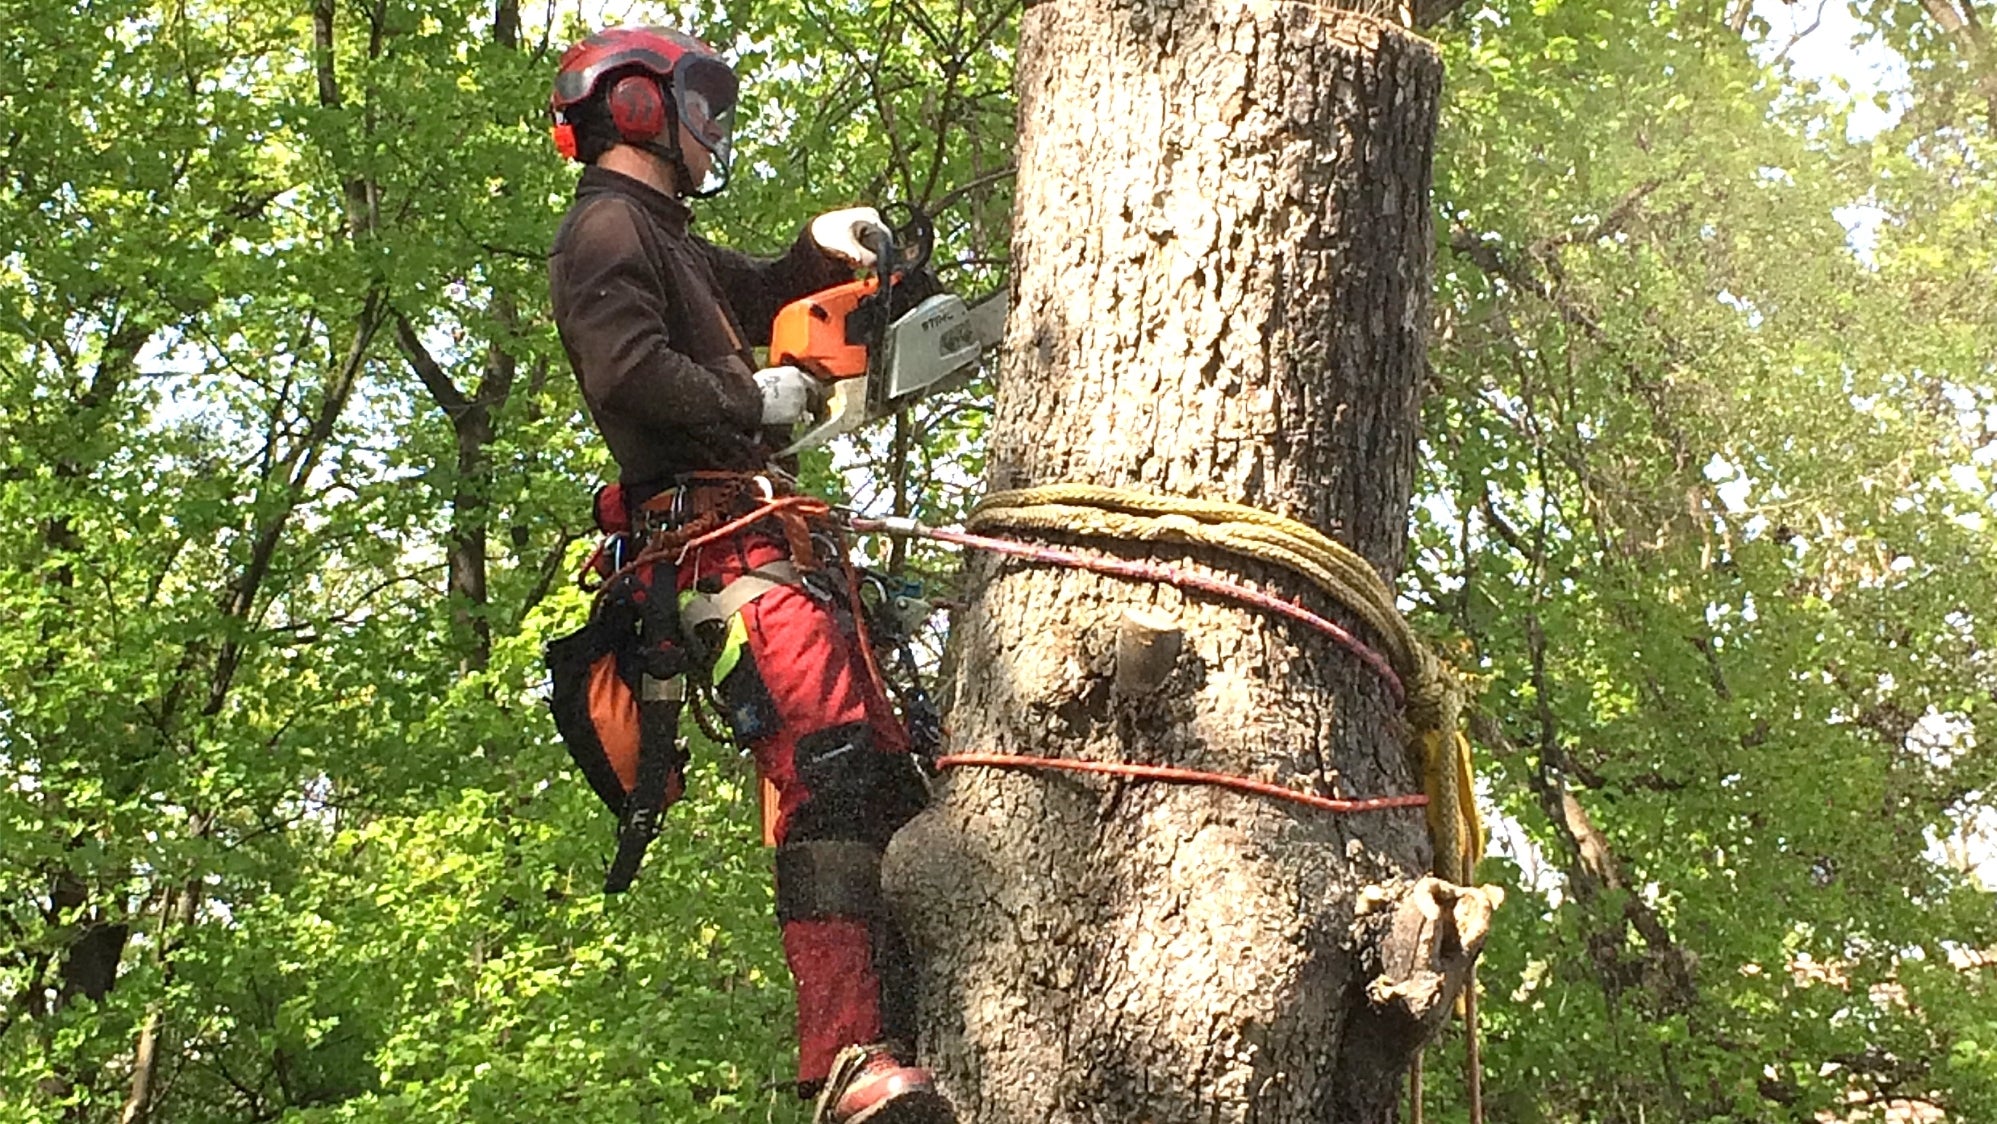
[552,197,764,431]
[699,225,853,348]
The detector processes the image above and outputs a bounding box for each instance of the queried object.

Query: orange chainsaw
[769,209,999,453]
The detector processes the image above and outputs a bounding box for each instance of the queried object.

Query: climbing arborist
[545,25,954,1124]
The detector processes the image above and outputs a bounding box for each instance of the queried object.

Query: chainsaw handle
[859,224,895,276]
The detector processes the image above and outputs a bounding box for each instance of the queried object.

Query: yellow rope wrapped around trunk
[968,483,1484,883]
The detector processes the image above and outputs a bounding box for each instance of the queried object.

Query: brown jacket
[548,166,849,491]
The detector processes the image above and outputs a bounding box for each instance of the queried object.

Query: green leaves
[1424,0,1997,1118]
[0,0,1018,1114]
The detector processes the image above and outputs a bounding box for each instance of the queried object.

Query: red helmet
[549,26,738,195]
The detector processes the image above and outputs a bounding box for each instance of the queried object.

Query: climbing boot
[812,1043,956,1124]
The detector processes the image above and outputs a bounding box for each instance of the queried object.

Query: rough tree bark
[882,1,1480,1121]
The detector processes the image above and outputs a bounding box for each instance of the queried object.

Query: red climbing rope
[934,753,1428,815]
[845,515,1405,703]
[673,493,833,561]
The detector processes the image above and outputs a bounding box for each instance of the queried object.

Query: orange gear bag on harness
[544,486,692,893]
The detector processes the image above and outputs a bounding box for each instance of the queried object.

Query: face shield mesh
[674,60,738,195]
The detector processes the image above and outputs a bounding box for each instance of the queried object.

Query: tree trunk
[449,401,495,670]
[882,2,1466,1121]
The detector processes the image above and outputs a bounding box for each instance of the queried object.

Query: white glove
[810,206,891,268]
[753,365,823,426]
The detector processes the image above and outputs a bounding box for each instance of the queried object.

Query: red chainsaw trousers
[675,530,923,1088]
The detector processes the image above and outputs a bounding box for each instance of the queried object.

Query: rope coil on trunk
[847,516,1427,818]
[965,483,1483,883]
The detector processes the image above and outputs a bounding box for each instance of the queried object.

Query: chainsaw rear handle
[859,205,935,280]
[858,224,895,276]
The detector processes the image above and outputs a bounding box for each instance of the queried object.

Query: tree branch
[1472,706,1699,1012]
[204,289,386,716]
[392,312,469,416]
[1914,0,1997,122]
[1414,0,1475,28]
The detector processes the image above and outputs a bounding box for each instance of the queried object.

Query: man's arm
[554,197,764,431]
[700,226,852,348]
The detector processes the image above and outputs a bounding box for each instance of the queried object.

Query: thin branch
[477,293,520,411]
[1769,0,1831,64]
[927,165,1016,215]
[392,312,470,416]
[202,289,387,717]
[514,531,583,626]
[1915,0,1997,122]
[1527,179,1660,260]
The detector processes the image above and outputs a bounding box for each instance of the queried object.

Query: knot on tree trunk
[1358,876,1503,1025]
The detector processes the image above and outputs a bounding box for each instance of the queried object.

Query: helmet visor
[551,43,682,108]
[674,59,737,194]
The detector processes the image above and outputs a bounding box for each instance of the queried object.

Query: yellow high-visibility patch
[711,612,750,684]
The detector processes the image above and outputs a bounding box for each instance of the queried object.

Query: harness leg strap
[680,560,804,633]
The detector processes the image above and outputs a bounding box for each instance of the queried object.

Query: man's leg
[701,551,926,1088]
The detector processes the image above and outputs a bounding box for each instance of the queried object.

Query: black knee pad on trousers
[774,840,882,924]
[790,723,930,849]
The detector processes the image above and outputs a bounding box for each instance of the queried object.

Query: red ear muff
[606,74,667,144]
[551,121,578,161]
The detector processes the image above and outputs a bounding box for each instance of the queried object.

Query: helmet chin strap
[633,101,696,197]
[641,139,695,197]
[638,103,725,198]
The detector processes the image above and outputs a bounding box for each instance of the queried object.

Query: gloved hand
[810,206,891,268]
[753,365,824,426]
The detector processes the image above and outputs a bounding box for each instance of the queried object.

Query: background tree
[0,0,1009,1119]
[1424,0,1997,1116]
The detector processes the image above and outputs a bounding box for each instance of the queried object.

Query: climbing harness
[551,471,948,875]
